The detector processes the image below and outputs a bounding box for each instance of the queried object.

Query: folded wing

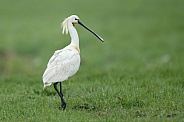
[42,48,80,87]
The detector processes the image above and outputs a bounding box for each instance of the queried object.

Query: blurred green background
[0,0,184,121]
[0,0,184,76]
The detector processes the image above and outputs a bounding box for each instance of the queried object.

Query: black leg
[53,82,66,110]
[59,82,66,109]
[60,82,62,95]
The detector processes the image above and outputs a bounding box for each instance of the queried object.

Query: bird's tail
[43,82,52,89]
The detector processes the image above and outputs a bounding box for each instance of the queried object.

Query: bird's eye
[75,18,78,20]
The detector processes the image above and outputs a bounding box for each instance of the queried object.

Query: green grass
[0,0,184,121]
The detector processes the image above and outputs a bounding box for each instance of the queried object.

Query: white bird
[42,15,103,110]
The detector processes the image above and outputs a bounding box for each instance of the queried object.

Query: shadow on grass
[72,102,97,111]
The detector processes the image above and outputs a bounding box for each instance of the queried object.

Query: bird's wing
[42,48,80,86]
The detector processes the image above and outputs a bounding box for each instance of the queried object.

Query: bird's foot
[59,102,66,110]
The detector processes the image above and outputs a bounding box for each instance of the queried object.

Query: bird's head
[68,15,80,26]
[61,15,80,35]
[61,15,104,42]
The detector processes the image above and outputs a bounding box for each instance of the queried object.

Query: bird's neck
[68,23,79,47]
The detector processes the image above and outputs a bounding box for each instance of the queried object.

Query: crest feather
[61,17,69,34]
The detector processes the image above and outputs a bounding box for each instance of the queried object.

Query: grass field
[0,0,184,121]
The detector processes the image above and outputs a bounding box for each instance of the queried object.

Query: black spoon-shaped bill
[78,20,104,42]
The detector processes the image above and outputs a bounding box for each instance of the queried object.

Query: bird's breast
[71,45,80,53]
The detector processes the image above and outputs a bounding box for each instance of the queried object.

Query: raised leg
[53,82,66,110]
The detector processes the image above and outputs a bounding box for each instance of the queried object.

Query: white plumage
[42,15,81,88]
[42,15,103,110]
[43,46,80,88]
